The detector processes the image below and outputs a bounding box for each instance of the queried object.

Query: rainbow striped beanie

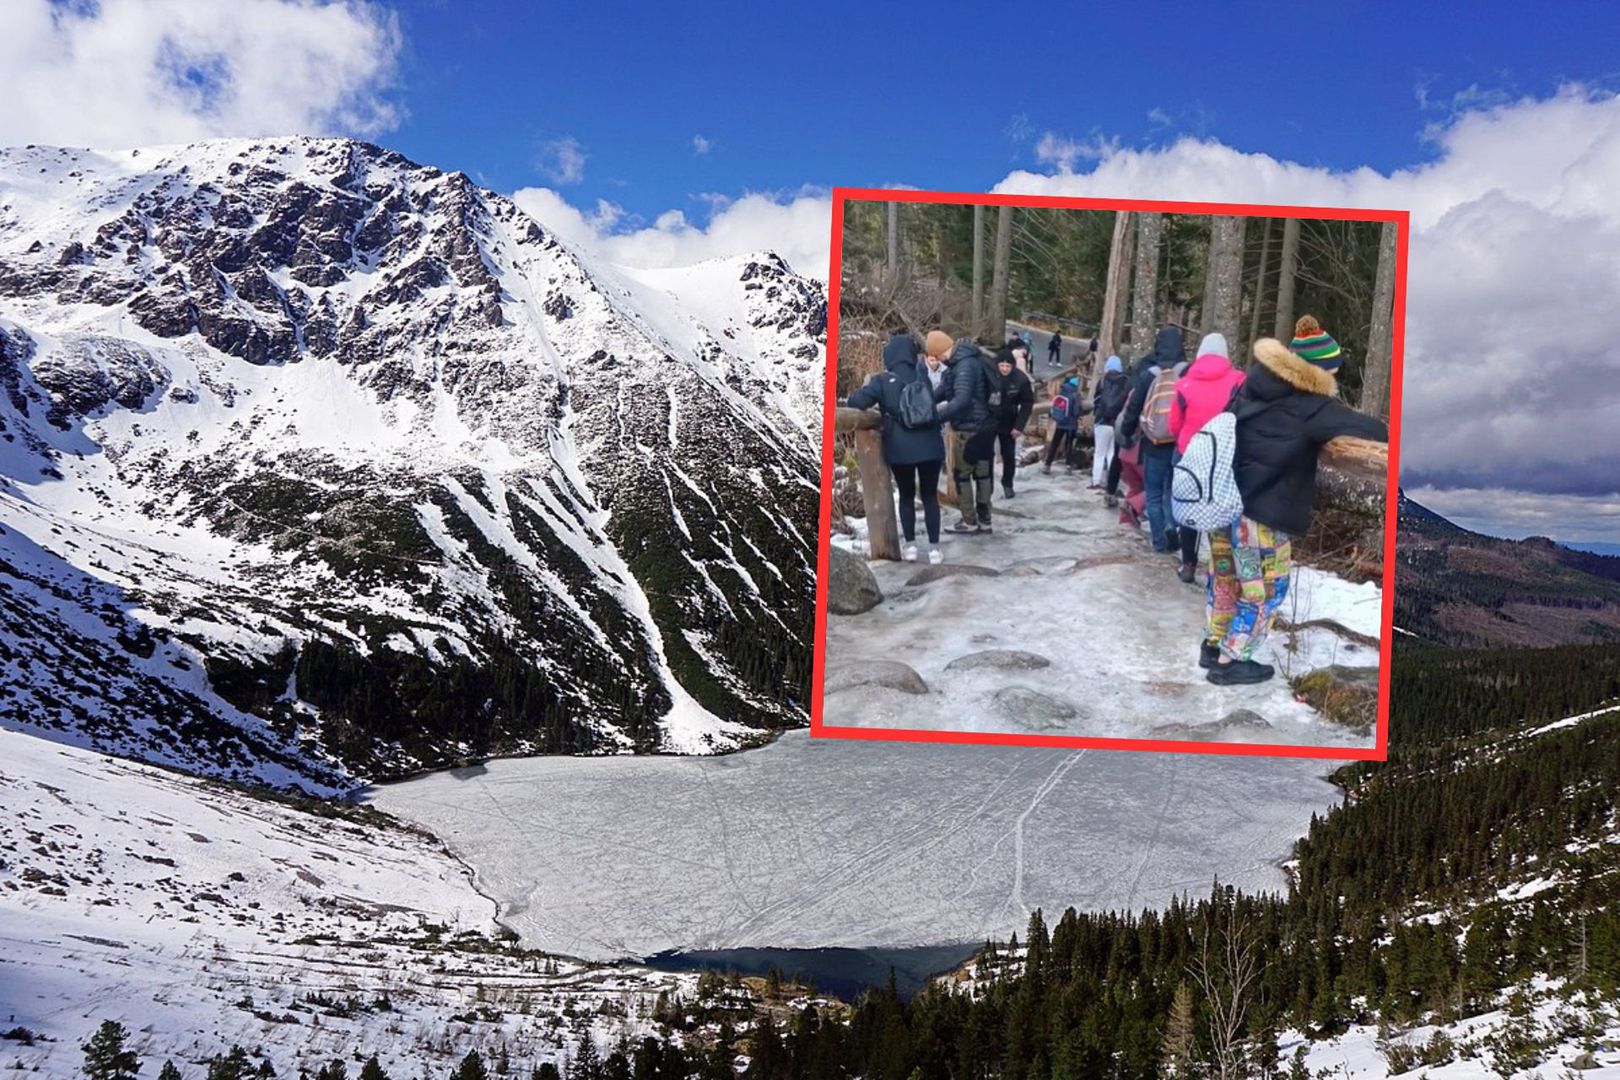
[1290,315,1342,372]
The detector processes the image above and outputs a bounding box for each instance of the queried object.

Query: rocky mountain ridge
[1395,492,1620,647]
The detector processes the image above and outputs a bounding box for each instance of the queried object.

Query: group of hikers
[844,314,1387,685]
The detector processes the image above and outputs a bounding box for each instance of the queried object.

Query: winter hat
[1195,332,1229,362]
[1063,376,1079,389]
[1290,315,1342,372]
[924,330,954,358]
[1104,355,1123,374]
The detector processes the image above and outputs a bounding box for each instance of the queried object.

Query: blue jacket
[1051,381,1085,431]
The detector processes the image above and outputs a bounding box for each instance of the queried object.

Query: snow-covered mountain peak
[0,136,824,790]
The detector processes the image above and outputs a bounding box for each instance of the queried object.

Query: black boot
[1206,660,1276,685]
[1198,641,1221,669]
[1177,561,1197,584]
[1003,482,1015,499]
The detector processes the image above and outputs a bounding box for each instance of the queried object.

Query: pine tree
[158,1063,182,1080]
[745,1012,785,1079]
[452,1052,488,1080]
[83,1022,141,1080]
[565,1039,599,1080]
[1161,980,1198,1076]
[358,1058,387,1080]
[314,1062,344,1080]
[206,1047,254,1080]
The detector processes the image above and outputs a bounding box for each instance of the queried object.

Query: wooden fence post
[836,407,901,560]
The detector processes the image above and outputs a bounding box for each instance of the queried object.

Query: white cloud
[692,134,712,156]
[1408,486,1620,543]
[537,135,587,186]
[990,86,1620,532]
[511,186,832,279]
[1147,107,1172,127]
[1034,132,1119,173]
[0,0,401,148]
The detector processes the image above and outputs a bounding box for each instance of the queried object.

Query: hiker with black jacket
[1090,355,1129,489]
[933,332,1002,535]
[993,348,1034,498]
[1116,325,1187,553]
[845,328,947,563]
[1202,330,1388,685]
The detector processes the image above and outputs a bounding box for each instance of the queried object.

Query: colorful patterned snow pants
[1205,516,1292,662]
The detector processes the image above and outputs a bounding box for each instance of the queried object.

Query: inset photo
[815,191,1405,757]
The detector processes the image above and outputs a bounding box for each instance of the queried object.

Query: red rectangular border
[812,187,1407,762]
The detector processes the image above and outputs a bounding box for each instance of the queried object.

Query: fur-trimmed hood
[1250,337,1336,396]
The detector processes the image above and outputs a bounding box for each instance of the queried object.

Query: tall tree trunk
[1131,212,1162,349]
[885,202,899,285]
[1360,219,1399,420]
[971,204,985,339]
[1206,216,1245,343]
[1096,211,1132,384]
[1272,216,1300,341]
[1246,218,1274,359]
[987,204,1014,343]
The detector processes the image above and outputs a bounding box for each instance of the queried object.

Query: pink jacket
[1168,353,1246,454]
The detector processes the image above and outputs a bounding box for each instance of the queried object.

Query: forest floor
[825,458,1383,748]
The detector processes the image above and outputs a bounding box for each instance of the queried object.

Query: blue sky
[381,0,1620,223]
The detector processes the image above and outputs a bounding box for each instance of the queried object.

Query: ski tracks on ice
[1005,750,1088,921]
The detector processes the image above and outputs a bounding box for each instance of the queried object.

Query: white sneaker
[927,548,944,565]
[902,543,919,562]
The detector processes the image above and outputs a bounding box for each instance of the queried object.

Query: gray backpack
[895,375,938,429]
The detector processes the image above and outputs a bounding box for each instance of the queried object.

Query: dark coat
[1092,371,1129,425]
[1231,339,1389,537]
[995,365,1034,433]
[845,332,944,467]
[1117,325,1185,443]
[935,340,1001,434]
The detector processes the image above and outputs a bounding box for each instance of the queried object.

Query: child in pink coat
[1166,333,1246,581]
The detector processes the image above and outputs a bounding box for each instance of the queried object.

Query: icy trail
[826,461,1382,748]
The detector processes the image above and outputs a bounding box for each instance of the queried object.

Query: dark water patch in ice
[642,943,979,1001]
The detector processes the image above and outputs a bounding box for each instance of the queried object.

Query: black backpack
[1096,375,1129,423]
[894,374,938,429]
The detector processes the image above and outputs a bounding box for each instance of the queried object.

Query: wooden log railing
[835,407,901,560]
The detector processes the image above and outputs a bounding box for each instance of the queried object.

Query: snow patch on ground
[0,726,706,1079]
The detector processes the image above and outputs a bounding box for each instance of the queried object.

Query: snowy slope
[0,137,825,786]
[0,724,737,1079]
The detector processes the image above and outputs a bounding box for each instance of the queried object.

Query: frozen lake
[369,732,1346,961]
